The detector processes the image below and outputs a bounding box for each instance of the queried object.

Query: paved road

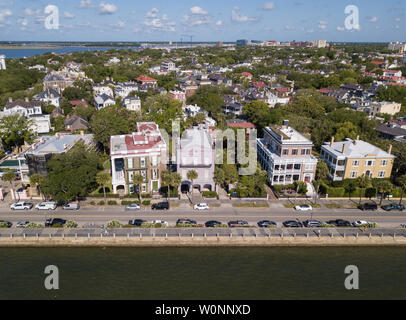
[0,206,405,228]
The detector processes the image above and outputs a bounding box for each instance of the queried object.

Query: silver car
[125,203,141,211]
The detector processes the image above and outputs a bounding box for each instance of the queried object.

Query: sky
[0,0,405,42]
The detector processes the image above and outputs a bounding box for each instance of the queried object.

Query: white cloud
[0,8,11,22]
[99,2,117,14]
[368,16,378,23]
[262,2,275,11]
[231,6,259,23]
[0,1,13,7]
[190,6,208,15]
[395,18,401,22]
[216,20,223,26]
[64,11,75,19]
[111,21,125,30]
[283,25,295,31]
[144,8,176,32]
[318,21,327,30]
[336,26,345,31]
[78,0,94,8]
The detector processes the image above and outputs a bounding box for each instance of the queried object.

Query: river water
[0,247,405,300]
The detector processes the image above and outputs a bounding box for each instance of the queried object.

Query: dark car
[128,219,146,227]
[0,220,12,228]
[326,219,352,227]
[358,202,378,211]
[176,219,197,226]
[283,220,303,228]
[228,220,249,227]
[303,219,322,228]
[382,203,405,212]
[151,202,169,210]
[257,220,277,228]
[45,218,67,227]
[205,220,222,228]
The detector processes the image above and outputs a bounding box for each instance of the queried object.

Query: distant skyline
[0,0,405,42]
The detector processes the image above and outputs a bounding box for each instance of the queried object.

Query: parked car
[294,204,313,211]
[228,220,248,227]
[16,221,29,228]
[152,220,169,227]
[303,219,322,228]
[35,202,57,210]
[382,203,405,212]
[128,219,146,227]
[352,220,372,227]
[45,218,66,227]
[10,202,33,210]
[125,203,141,211]
[257,220,277,228]
[0,220,12,228]
[151,202,169,210]
[176,219,197,226]
[205,220,222,228]
[194,203,210,210]
[326,219,352,227]
[358,202,378,211]
[62,201,80,210]
[283,220,303,228]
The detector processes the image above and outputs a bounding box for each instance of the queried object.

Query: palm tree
[214,167,225,193]
[160,170,172,199]
[3,170,17,200]
[356,174,371,205]
[187,170,198,195]
[29,174,44,199]
[344,181,357,201]
[170,173,182,198]
[376,180,393,206]
[132,173,145,205]
[398,175,406,206]
[96,171,111,204]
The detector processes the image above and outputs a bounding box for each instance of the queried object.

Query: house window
[152,169,158,180]
[141,170,147,181]
[141,157,146,168]
[350,171,358,178]
[294,164,301,170]
[142,184,147,193]
[127,158,133,169]
[151,156,158,166]
[381,160,388,166]
[301,149,306,155]
[378,171,386,178]
[352,160,360,167]
[292,149,298,155]
[306,149,311,155]
[273,175,279,182]
[365,160,375,167]
[283,149,289,155]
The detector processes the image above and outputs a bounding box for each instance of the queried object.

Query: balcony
[113,170,125,185]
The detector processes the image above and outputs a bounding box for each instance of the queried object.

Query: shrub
[107,220,122,228]
[142,200,151,206]
[107,200,117,205]
[25,223,44,228]
[90,201,95,205]
[65,221,78,228]
[92,193,120,198]
[202,191,217,198]
[98,201,105,206]
[0,222,9,228]
[121,200,140,206]
[51,224,64,228]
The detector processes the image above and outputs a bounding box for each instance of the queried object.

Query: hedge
[202,191,217,198]
[107,200,118,205]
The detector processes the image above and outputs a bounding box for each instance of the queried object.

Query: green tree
[398,175,406,206]
[344,181,357,201]
[187,170,198,194]
[132,174,145,205]
[0,114,33,151]
[41,144,101,202]
[356,174,371,205]
[375,180,393,206]
[222,164,239,191]
[3,170,16,200]
[96,171,112,203]
[214,167,225,192]
[169,172,182,198]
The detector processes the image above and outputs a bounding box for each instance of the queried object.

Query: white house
[95,94,115,110]
[3,99,42,117]
[123,96,141,112]
[115,83,138,99]
[0,55,6,70]
[30,115,51,134]
[93,85,114,98]
[34,88,61,107]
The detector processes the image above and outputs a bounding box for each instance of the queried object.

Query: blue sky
[0,0,405,42]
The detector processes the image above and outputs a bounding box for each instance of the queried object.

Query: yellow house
[320,137,395,181]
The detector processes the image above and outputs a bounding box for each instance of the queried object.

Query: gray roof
[322,138,395,159]
[24,134,93,155]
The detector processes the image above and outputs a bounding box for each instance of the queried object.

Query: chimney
[63,144,67,150]
[342,143,347,154]
[80,130,84,136]
[330,136,335,147]
[25,97,29,102]
[356,135,360,141]
[8,97,12,103]
[388,144,393,155]
[282,120,289,127]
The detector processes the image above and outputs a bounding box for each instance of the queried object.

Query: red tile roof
[252,81,267,88]
[136,75,157,83]
[227,122,256,129]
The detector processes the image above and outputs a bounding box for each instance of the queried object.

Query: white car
[35,202,57,210]
[352,220,371,227]
[294,205,313,211]
[194,203,210,211]
[152,220,169,227]
[10,202,33,210]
